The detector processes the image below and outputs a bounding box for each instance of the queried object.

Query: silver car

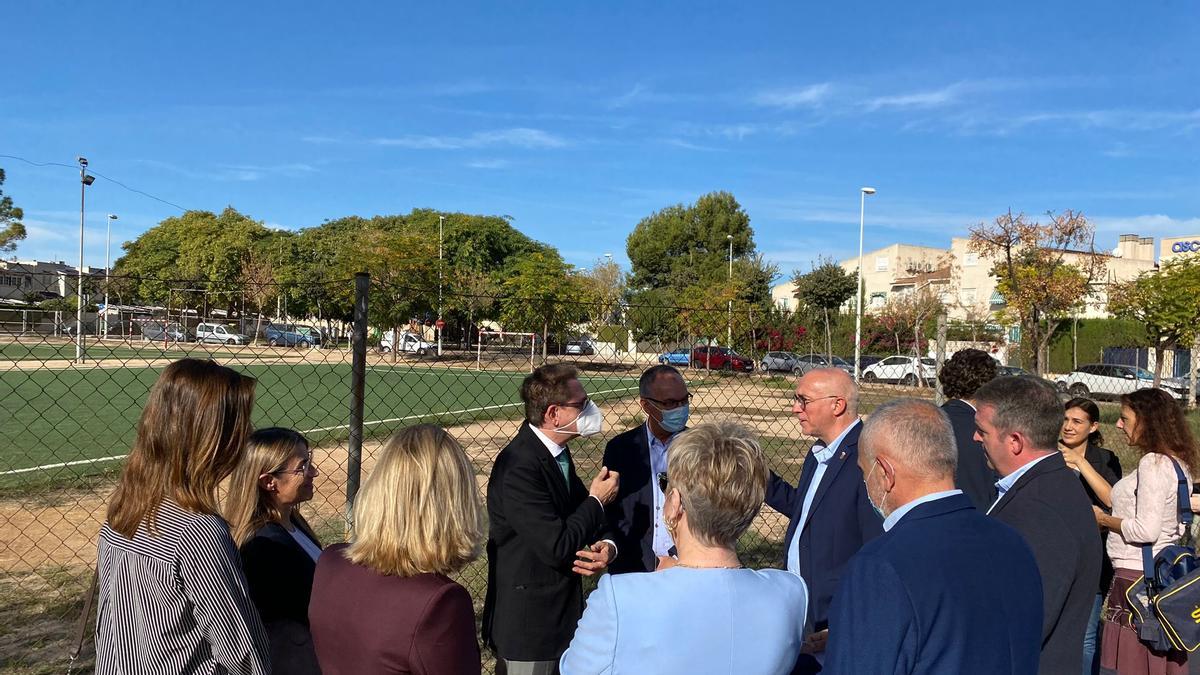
[760,351,801,373]
[794,353,855,376]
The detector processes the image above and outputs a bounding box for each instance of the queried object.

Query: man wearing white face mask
[603,365,691,573]
[482,364,621,675]
[822,399,1042,675]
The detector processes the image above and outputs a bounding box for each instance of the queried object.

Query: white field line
[0,384,641,476]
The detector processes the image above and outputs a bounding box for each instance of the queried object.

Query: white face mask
[554,400,605,437]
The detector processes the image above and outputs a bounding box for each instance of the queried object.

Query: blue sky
[2,2,1197,281]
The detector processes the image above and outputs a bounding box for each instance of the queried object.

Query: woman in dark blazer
[309,425,484,675]
[226,427,323,675]
[1058,397,1121,675]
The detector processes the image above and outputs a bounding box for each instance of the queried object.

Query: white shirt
[287,526,322,562]
[787,419,861,574]
[883,490,963,532]
[986,453,1057,514]
[646,424,679,557]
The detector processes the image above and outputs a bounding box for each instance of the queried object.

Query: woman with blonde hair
[95,358,268,675]
[561,421,808,675]
[1097,388,1199,675]
[310,424,485,675]
[226,427,323,675]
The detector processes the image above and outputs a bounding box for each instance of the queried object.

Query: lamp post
[853,187,876,383]
[104,214,117,339]
[727,234,734,348]
[437,214,444,357]
[76,157,96,363]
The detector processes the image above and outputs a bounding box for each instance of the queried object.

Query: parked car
[793,353,855,376]
[565,339,597,356]
[862,355,938,386]
[658,348,691,366]
[760,351,800,373]
[857,355,885,369]
[997,365,1031,377]
[379,330,433,356]
[141,321,192,342]
[691,346,754,372]
[1056,364,1188,401]
[264,323,313,348]
[294,325,324,346]
[195,323,250,345]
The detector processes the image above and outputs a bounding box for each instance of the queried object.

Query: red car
[691,346,755,372]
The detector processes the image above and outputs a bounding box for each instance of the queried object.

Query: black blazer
[1082,443,1123,594]
[240,520,322,675]
[942,399,997,511]
[764,420,882,636]
[602,424,668,574]
[989,453,1101,675]
[482,423,609,662]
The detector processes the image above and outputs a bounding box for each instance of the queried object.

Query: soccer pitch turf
[0,361,641,478]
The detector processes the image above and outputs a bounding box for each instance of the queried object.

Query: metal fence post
[1190,334,1199,410]
[346,272,369,526]
[935,313,947,406]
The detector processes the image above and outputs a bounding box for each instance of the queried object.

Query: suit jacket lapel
[801,422,861,533]
[519,424,572,511]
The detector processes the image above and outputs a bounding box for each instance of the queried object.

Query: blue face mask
[863,458,891,519]
[652,403,689,433]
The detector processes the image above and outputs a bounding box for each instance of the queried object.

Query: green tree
[345,227,439,362]
[499,251,586,361]
[0,169,25,253]
[1108,257,1200,385]
[792,258,857,361]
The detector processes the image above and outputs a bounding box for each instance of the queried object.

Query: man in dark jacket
[482,364,621,675]
[974,376,1101,675]
[937,347,999,511]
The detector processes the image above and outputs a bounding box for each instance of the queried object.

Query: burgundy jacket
[309,544,481,675]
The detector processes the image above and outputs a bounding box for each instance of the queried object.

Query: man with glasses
[482,363,621,675]
[602,365,692,573]
[765,368,883,674]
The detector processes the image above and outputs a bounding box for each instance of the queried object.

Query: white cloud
[372,127,568,150]
[864,83,966,111]
[609,83,648,109]
[1091,214,1200,238]
[753,83,834,109]
[466,159,511,170]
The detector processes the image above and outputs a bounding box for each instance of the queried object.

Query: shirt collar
[994,453,1056,496]
[883,490,963,531]
[814,418,860,463]
[528,423,566,458]
[645,422,678,450]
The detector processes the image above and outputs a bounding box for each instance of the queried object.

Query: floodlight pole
[76,157,92,363]
[853,187,876,382]
[104,214,117,339]
[727,234,733,347]
[438,214,444,357]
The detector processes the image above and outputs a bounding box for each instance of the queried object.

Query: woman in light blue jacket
[561,421,808,675]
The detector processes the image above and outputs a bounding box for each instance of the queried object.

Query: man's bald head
[859,399,957,480]
[793,367,860,443]
[803,368,859,415]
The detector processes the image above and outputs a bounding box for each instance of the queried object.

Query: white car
[1057,364,1188,401]
[195,323,249,345]
[861,355,937,386]
[379,330,433,356]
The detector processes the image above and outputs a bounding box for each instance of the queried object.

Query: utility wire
[0,153,190,212]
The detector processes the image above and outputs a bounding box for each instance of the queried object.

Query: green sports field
[0,360,640,480]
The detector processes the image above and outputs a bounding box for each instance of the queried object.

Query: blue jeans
[1082,592,1103,675]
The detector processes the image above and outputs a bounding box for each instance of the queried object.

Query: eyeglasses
[657,472,669,493]
[559,397,590,409]
[644,393,692,410]
[792,394,840,410]
[272,456,314,476]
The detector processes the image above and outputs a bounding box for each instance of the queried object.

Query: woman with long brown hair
[95,358,268,675]
[226,427,323,675]
[1096,388,1199,675]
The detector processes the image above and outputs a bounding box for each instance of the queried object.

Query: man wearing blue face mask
[602,365,691,574]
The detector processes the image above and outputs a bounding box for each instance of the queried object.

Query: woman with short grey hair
[561,421,808,675]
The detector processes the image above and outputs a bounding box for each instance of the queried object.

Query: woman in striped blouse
[95,358,269,675]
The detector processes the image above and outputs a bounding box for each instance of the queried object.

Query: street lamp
[76,157,96,363]
[437,214,444,357]
[853,186,876,383]
[104,214,117,339]
[727,234,734,347]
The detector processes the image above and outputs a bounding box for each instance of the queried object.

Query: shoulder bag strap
[66,566,98,675]
[1169,458,1194,546]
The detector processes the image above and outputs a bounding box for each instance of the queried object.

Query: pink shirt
[1107,453,1193,571]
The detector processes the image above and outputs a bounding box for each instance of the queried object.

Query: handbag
[1125,457,1200,653]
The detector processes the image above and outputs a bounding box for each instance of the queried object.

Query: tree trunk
[391,326,399,363]
[823,307,832,362]
[467,307,474,352]
[1153,343,1166,387]
[541,318,549,363]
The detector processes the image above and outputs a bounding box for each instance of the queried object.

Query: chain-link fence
[2,273,1194,673]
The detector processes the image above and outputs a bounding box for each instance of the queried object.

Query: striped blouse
[95,498,270,674]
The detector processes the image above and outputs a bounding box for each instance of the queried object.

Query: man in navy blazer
[764,368,882,672]
[603,365,689,574]
[823,399,1043,675]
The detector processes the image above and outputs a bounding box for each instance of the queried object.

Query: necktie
[555,452,570,485]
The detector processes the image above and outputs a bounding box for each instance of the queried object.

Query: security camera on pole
[853,186,876,383]
[76,157,96,363]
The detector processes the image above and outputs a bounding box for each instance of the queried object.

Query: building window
[870,292,886,308]
[875,257,889,271]
[960,288,977,304]
[964,253,979,267]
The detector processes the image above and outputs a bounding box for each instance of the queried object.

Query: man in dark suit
[482,364,621,675]
[603,365,689,574]
[974,376,1101,675]
[823,399,1043,675]
[764,368,883,672]
[937,348,999,510]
